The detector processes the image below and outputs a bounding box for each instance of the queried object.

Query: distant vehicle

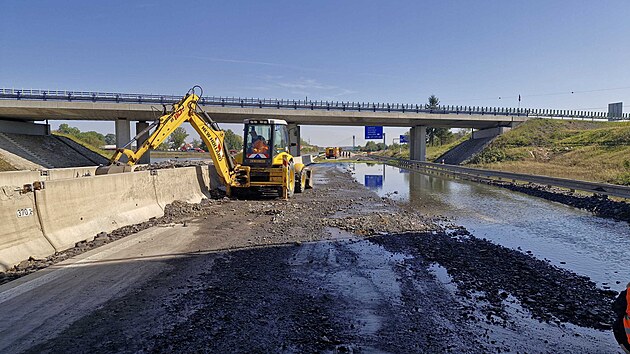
[325,147,341,159]
[179,143,205,153]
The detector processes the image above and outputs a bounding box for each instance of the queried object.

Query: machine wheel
[282,162,296,199]
[287,162,295,198]
[295,169,306,193]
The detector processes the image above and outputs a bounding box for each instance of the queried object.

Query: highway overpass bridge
[0,88,626,161]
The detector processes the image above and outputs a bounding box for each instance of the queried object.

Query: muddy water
[350,162,630,289]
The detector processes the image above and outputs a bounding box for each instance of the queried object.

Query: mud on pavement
[20,164,620,353]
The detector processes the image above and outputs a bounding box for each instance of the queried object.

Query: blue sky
[2,1,629,146]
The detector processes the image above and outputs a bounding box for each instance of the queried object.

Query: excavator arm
[101,87,249,190]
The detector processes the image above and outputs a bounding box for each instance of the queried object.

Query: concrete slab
[152,166,209,208]
[0,170,42,187]
[0,187,55,272]
[35,171,163,251]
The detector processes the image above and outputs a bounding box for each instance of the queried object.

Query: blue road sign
[365,126,383,139]
[399,135,408,144]
[364,175,383,189]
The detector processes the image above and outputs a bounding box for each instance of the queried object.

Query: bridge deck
[1,88,625,128]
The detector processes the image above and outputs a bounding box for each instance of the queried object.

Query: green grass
[53,132,111,158]
[427,134,470,161]
[468,119,630,185]
[375,133,470,161]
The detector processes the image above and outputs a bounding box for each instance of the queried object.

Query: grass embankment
[53,132,110,158]
[376,134,470,161]
[468,119,630,185]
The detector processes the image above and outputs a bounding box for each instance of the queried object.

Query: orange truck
[325,147,341,159]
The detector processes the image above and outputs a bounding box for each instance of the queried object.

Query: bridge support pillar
[409,126,426,161]
[136,121,150,164]
[115,118,131,148]
[115,118,131,163]
[288,123,301,156]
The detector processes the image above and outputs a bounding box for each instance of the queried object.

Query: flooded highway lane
[3,164,624,353]
[26,235,617,353]
[351,162,630,289]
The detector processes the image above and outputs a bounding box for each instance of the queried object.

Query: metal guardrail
[0,88,627,121]
[372,156,630,199]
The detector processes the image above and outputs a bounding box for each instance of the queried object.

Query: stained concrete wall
[153,166,210,208]
[0,166,212,271]
[0,171,42,187]
[0,167,101,188]
[0,186,55,272]
[472,126,511,139]
[0,120,49,136]
[44,166,99,180]
[35,171,164,251]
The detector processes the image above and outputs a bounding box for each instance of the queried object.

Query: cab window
[246,125,271,158]
[273,124,288,156]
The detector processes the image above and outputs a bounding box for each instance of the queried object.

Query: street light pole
[393,138,401,154]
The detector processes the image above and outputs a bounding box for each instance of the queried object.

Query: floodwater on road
[350,162,630,290]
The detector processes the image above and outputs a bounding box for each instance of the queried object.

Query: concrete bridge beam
[0,120,50,135]
[410,125,426,161]
[288,123,301,156]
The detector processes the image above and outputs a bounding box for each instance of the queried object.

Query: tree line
[54,124,243,151]
[358,94,460,152]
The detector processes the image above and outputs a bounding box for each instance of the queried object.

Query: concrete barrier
[44,166,99,180]
[0,166,100,187]
[153,166,210,208]
[0,171,42,187]
[0,166,213,269]
[0,187,55,272]
[35,171,163,251]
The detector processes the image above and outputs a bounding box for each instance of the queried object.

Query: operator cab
[243,119,290,167]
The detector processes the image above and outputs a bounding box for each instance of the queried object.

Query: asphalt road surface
[0,164,622,353]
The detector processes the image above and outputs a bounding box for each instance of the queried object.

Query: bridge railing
[0,88,628,121]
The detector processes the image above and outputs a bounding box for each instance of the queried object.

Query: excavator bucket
[95,165,133,175]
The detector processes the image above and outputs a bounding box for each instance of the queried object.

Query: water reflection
[350,162,630,288]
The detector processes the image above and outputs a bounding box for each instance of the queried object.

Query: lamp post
[393,138,401,154]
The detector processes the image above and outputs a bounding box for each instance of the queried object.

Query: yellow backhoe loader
[96,86,312,199]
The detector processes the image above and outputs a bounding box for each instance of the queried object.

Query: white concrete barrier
[0,171,42,187]
[35,171,163,251]
[0,166,213,270]
[44,166,99,180]
[153,166,209,208]
[0,186,55,272]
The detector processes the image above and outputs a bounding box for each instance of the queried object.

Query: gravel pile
[133,160,211,171]
[323,211,431,235]
[493,181,630,223]
[371,229,618,330]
